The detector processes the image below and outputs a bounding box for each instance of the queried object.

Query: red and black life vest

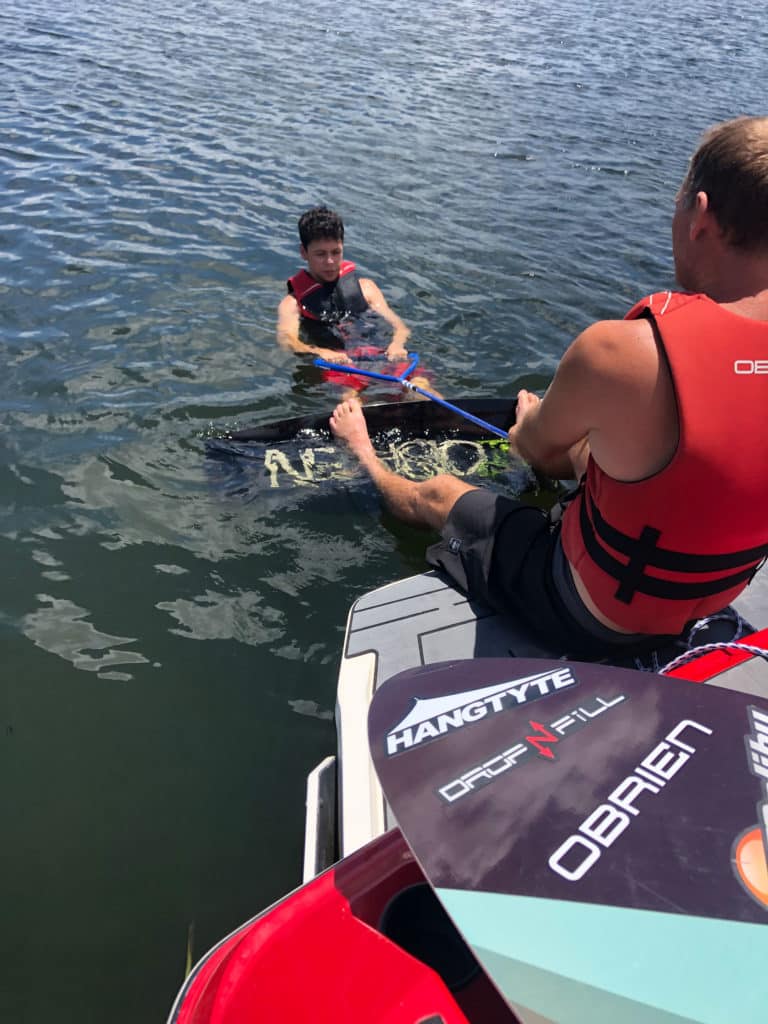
[287,261,369,324]
[561,291,768,634]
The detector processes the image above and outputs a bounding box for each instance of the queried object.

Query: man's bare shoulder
[564,316,676,478]
[564,316,659,384]
[574,316,656,354]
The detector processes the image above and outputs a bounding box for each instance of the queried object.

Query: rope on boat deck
[628,607,767,674]
[660,641,768,674]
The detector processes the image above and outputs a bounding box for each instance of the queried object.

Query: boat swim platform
[333,566,768,863]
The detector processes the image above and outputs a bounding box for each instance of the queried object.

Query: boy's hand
[314,347,352,364]
[385,341,408,361]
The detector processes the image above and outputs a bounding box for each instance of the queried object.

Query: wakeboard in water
[207,397,516,445]
[204,398,531,493]
[368,656,768,1024]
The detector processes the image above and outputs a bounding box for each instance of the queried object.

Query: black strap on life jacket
[292,271,368,324]
[579,492,768,603]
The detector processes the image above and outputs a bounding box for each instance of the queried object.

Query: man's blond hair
[682,116,768,250]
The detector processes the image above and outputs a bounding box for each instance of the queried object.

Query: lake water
[1,1,765,1019]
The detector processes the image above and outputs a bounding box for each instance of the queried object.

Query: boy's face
[301,236,344,283]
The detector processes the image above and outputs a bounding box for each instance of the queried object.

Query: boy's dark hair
[298,206,345,248]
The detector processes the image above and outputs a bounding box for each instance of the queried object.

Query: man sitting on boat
[277,205,437,398]
[329,116,768,656]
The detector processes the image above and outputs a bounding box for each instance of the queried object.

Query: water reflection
[157,588,283,646]
[22,594,150,680]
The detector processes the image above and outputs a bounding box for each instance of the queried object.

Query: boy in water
[277,206,437,398]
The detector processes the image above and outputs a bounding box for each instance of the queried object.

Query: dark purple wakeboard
[369,657,768,1023]
[203,397,533,495]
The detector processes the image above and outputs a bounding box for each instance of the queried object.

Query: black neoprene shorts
[425,488,612,656]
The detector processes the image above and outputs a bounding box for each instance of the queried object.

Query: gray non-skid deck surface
[344,571,554,690]
[344,567,768,694]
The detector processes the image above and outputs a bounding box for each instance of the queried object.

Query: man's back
[560,291,768,634]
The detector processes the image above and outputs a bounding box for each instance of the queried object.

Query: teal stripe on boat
[437,888,768,1024]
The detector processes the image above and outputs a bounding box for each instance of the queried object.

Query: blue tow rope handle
[314,353,421,385]
[313,352,509,441]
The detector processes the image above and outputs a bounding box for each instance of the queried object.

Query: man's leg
[330,399,474,530]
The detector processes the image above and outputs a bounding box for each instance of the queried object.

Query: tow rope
[313,352,510,441]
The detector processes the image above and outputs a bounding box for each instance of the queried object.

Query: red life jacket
[561,291,768,634]
[287,261,368,323]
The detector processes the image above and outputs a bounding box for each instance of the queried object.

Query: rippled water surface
[1,0,765,1019]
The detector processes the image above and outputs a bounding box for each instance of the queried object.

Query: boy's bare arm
[360,278,411,359]
[276,295,351,363]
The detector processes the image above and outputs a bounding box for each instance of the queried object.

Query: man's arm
[508,317,666,481]
[276,294,352,363]
[513,390,591,479]
[359,278,411,360]
[511,387,591,480]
